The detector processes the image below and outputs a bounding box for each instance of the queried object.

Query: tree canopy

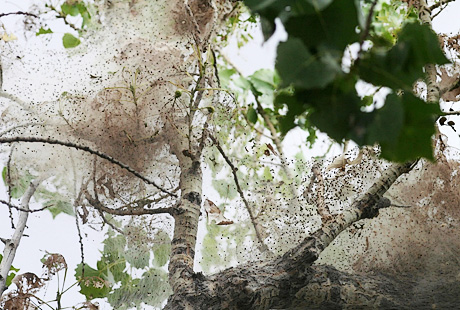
[1,0,460,309]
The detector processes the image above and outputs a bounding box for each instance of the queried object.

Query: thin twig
[48,5,80,32]
[74,208,85,278]
[100,213,124,234]
[117,188,179,210]
[356,0,379,61]
[6,148,14,229]
[0,199,49,213]
[0,123,45,137]
[0,91,32,111]
[429,0,457,11]
[209,134,268,252]
[0,12,38,18]
[85,193,173,216]
[0,137,176,197]
[255,98,300,209]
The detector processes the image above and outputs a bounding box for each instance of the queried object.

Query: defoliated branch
[0,137,177,197]
[0,199,49,213]
[85,193,173,216]
[0,178,41,294]
[0,12,38,18]
[255,98,300,210]
[277,161,416,271]
[209,134,269,252]
[430,0,457,12]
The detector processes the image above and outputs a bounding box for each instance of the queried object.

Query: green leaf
[8,170,36,199]
[107,278,141,310]
[35,188,74,218]
[219,68,236,87]
[276,77,374,143]
[212,179,237,200]
[233,76,252,91]
[2,167,6,184]
[263,166,273,181]
[153,243,170,267]
[248,69,278,95]
[62,33,81,48]
[379,93,440,161]
[61,3,80,16]
[247,106,258,124]
[366,93,404,144]
[276,38,341,89]
[124,241,150,269]
[46,199,74,218]
[244,0,334,40]
[6,272,16,287]
[75,263,111,299]
[243,0,289,40]
[36,27,53,36]
[76,3,91,28]
[275,90,307,135]
[108,269,170,309]
[0,254,19,287]
[359,23,449,90]
[138,268,171,307]
[152,230,171,267]
[284,0,360,52]
[98,234,127,283]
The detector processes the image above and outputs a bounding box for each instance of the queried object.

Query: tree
[1,0,460,309]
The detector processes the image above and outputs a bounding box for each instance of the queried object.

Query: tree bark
[0,179,41,294]
[164,163,415,309]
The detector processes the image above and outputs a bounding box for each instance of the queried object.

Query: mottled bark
[0,179,41,294]
[419,0,440,103]
[164,163,415,309]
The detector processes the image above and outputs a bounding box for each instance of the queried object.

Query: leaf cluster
[244,0,449,161]
[36,0,94,48]
[74,228,171,309]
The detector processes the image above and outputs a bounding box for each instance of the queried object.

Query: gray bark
[164,163,417,309]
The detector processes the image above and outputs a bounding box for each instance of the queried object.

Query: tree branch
[84,193,173,216]
[166,161,416,309]
[209,134,269,252]
[277,162,415,270]
[312,165,332,223]
[74,208,86,278]
[255,98,300,210]
[0,137,177,197]
[0,12,38,18]
[429,0,457,12]
[0,199,49,213]
[0,123,45,137]
[419,0,440,102]
[356,0,379,62]
[0,178,41,294]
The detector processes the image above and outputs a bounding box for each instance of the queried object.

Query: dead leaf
[42,253,67,277]
[439,67,460,102]
[266,143,278,156]
[203,199,233,225]
[326,154,349,171]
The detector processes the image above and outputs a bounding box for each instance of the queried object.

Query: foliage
[0,254,19,288]
[244,0,449,161]
[74,228,171,308]
[35,0,94,48]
